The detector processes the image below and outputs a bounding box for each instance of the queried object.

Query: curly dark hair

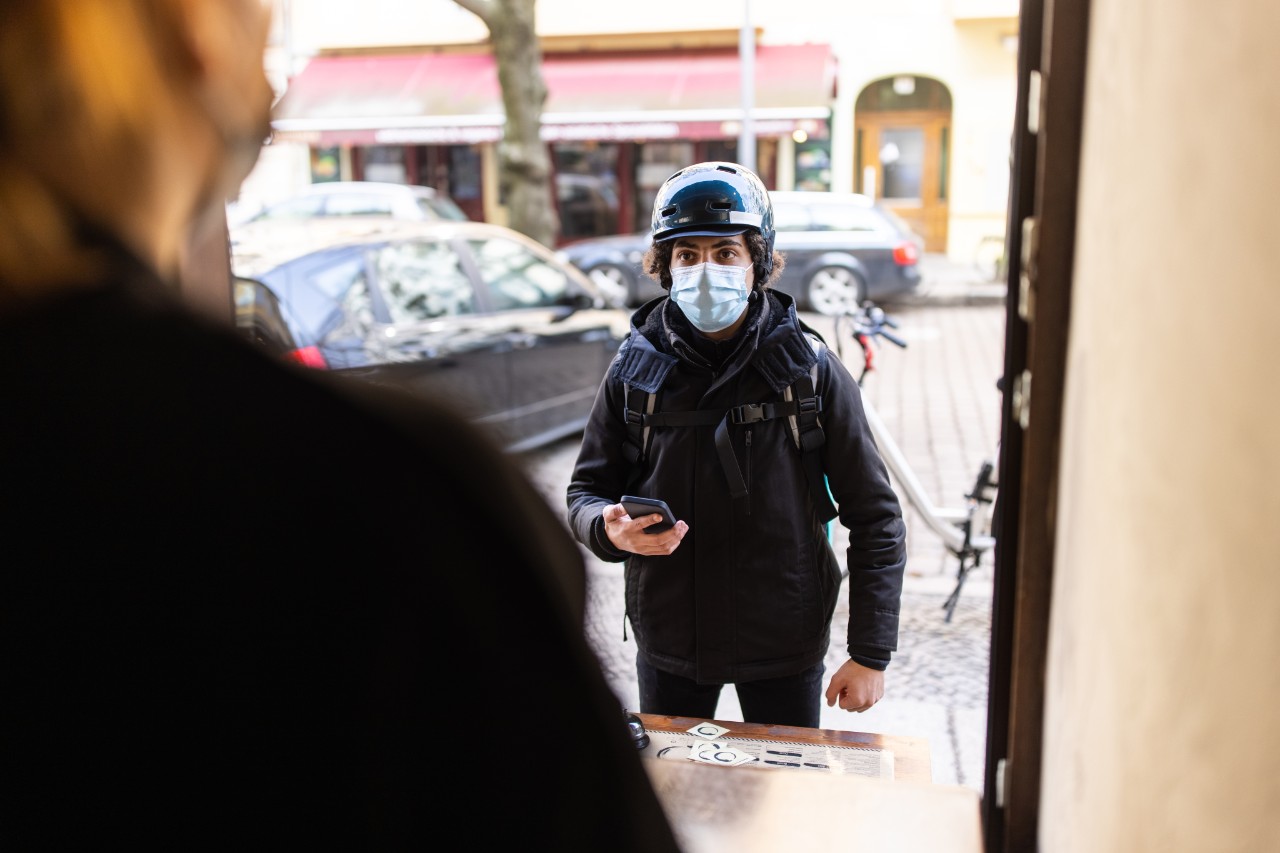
[641,230,785,292]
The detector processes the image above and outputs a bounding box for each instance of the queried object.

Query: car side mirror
[553,291,599,319]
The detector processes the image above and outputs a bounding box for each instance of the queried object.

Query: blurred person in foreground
[567,162,906,728]
[0,2,679,849]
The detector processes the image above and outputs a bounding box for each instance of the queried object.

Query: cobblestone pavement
[517,287,1006,794]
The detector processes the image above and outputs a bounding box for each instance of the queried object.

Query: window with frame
[772,202,814,232]
[255,195,325,221]
[325,194,396,217]
[468,238,568,311]
[807,205,884,232]
[374,239,476,322]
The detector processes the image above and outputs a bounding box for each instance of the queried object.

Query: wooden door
[855,110,951,251]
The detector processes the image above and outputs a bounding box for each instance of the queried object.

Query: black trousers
[636,655,825,728]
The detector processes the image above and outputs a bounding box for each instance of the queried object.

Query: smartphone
[620,495,676,534]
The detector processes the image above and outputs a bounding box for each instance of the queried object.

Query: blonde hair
[0,4,167,288]
[0,0,270,298]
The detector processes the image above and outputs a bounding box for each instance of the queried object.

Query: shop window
[634,141,695,236]
[310,147,341,183]
[360,145,407,184]
[449,146,482,202]
[795,140,833,192]
[552,142,621,241]
[701,140,739,165]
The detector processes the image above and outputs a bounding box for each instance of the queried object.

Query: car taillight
[892,241,919,266]
[286,346,328,369]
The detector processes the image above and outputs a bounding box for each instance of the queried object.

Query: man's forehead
[672,235,747,249]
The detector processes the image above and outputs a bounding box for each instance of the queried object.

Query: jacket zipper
[744,429,752,516]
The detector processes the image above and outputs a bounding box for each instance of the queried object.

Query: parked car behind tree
[230,181,469,229]
[556,191,924,314]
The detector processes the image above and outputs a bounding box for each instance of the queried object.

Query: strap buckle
[729,403,766,424]
[798,395,823,415]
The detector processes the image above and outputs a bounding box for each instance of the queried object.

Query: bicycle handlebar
[860,305,907,349]
[835,303,907,348]
[877,327,908,349]
[832,302,908,384]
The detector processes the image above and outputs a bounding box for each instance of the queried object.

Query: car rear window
[805,205,885,232]
[773,199,888,234]
[875,205,916,237]
[417,195,470,222]
[325,194,396,217]
[254,195,325,221]
[772,201,813,232]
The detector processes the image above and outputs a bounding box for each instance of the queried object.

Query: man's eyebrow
[672,238,744,249]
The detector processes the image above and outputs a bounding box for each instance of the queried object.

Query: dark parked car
[555,191,923,315]
[232,220,629,452]
[235,275,302,354]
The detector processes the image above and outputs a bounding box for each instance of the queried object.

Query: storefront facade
[250,0,1018,259]
[268,41,835,245]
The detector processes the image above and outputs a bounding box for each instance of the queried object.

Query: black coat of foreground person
[0,2,680,849]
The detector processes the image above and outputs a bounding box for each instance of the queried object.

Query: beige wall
[828,11,1017,257]
[1040,0,1280,849]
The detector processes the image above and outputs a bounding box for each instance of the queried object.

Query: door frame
[983,0,1092,849]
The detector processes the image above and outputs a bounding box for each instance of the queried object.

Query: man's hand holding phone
[604,496,688,556]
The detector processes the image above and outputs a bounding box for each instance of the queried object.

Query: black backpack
[620,328,838,523]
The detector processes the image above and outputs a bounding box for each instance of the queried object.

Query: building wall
[1039,0,1280,849]
[254,0,1017,260]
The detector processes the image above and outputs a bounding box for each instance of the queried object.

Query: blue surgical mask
[669,262,751,333]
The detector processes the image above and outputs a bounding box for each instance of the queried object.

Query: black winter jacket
[567,290,906,684]
[2,239,681,851]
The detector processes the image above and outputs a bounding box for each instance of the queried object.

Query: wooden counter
[633,714,982,853]
[636,713,932,784]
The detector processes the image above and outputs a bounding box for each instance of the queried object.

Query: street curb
[897,287,1008,308]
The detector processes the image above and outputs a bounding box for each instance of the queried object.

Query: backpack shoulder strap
[622,381,656,467]
[786,333,838,523]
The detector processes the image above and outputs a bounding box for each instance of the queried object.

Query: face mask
[669,262,751,333]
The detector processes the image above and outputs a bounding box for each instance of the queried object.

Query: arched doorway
[854,76,952,252]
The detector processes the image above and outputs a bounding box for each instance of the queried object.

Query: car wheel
[806,266,866,316]
[587,264,632,308]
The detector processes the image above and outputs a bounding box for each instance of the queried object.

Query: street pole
[739,0,755,172]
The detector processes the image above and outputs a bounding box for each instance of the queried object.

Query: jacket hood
[616,289,819,395]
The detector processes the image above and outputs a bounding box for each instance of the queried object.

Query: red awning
[272,44,835,145]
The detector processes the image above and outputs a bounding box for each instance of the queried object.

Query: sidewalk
[906,252,1009,307]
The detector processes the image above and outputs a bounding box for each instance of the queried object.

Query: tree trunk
[452,0,558,247]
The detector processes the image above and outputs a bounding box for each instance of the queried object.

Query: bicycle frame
[860,397,995,560]
[834,306,998,621]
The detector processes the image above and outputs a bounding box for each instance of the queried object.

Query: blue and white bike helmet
[650,161,776,277]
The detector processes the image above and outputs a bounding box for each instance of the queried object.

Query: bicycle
[832,303,998,622]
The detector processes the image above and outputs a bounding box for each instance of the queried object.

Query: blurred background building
[246,0,1018,261]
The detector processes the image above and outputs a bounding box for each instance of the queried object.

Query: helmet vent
[708,201,733,211]
[660,205,678,217]
[716,165,738,174]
